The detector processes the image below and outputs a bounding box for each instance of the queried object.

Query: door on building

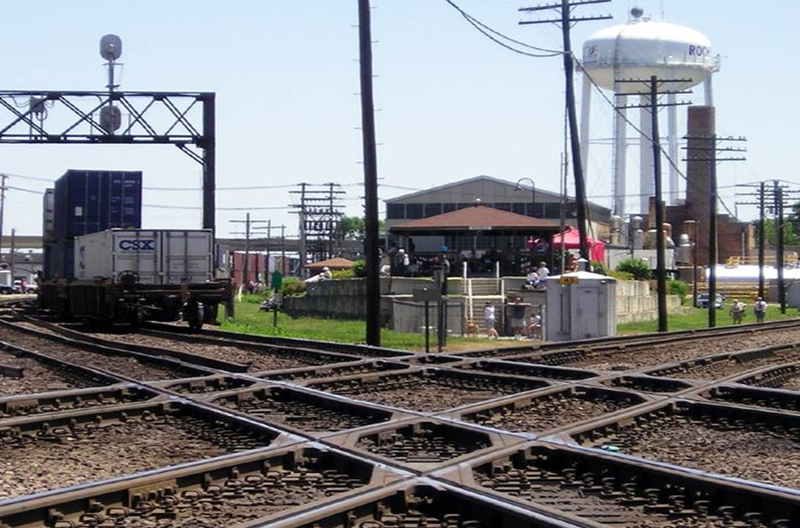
[577,287,600,338]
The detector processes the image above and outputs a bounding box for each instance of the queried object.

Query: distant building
[385,175,611,254]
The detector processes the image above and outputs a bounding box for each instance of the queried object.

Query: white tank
[582,10,715,94]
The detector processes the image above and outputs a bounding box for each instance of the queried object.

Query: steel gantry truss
[0,90,216,234]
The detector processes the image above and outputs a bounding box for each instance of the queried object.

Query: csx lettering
[119,239,155,251]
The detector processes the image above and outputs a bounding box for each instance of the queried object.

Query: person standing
[537,262,550,289]
[483,301,498,339]
[527,312,542,339]
[753,297,768,324]
[509,297,529,340]
[730,299,746,325]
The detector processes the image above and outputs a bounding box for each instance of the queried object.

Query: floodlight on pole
[99,34,122,133]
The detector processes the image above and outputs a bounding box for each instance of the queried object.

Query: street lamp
[515,178,536,216]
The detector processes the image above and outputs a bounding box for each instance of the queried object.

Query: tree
[340,215,385,241]
[757,218,799,247]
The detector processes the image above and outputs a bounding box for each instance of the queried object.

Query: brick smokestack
[685,106,715,266]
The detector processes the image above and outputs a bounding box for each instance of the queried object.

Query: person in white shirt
[525,270,539,290]
[527,312,542,339]
[483,302,498,339]
[753,297,768,323]
[536,262,550,289]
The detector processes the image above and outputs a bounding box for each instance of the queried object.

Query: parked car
[696,293,724,309]
[13,280,37,294]
[0,285,14,295]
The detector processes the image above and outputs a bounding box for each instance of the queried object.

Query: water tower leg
[639,94,654,215]
[668,92,679,205]
[613,95,628,217]
[704,76,714,107]
[579,73,592,178]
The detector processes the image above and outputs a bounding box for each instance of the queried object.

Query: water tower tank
[582,10,715,93]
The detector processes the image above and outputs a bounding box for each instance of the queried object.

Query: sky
[0,0,798,238]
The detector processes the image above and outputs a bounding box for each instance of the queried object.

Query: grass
[220,298,522,352]
[617,303,800,334]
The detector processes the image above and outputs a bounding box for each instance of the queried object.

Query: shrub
[331,269,355,279]
[667,279,689,300]
[608,270,635,281]
[352,260,367,278]
[280,277,306,296]
[591,260,606,275]
[616,258,652,280]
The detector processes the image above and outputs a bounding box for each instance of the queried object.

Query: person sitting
[536,262,550,289]
[527,312,542,339]
[524,270,539,290]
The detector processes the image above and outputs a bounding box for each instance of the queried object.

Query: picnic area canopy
[305,257,355,270]
[552,226,605,262]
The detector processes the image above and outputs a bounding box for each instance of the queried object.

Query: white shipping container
[74,229,213,284]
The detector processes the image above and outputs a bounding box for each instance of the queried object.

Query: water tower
[580,7,718,217]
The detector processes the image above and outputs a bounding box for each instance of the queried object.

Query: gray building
[385,175,611,254]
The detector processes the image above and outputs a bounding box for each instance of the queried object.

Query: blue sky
[1,0,798,237]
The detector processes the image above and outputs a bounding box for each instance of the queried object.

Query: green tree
[340,216,385,241]
[758,218,800,247]
[616,258,652,280]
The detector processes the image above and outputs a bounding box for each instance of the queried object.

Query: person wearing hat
[753,297,768,323]
[730,298,746,325]
[321,266,332,280]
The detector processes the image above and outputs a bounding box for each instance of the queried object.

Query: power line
[443,0,563,57]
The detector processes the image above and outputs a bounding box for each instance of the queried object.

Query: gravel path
[0,349,101,397]
[0,414,271,500]
[0,326,197,381]
[590,415,800,489]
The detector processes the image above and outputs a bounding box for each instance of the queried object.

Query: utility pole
[0,174,7,261]
[616,76,691,332]
[684,135,746,328]
[230,214,269,289]
[775,181,786,313]
[519,0,611,261]
[9,228,15,286]
[736,181,768,299]
[358,0,382,346]
[280,224,286,275]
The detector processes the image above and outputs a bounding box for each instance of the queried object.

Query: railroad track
[1,312,800,527]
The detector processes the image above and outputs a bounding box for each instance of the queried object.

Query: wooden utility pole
[230,214,268,289]
[685,135,746,327]
[616,76,691,332]
[358,0,382,346]
[775,181,786,313]
[759,182,766,299]
[9,228,15,286]
[519,0,611,261]
[0,174,7,261]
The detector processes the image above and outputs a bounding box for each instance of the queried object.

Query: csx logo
[119,239,155,251]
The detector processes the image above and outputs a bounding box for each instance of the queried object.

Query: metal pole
[243,212,250,289]
[280,225,286,276]
[201,94,216,263]
[358,0,382,346]
[424,300,430,353]
[758,182,765,299]
[708,141,718,328]
[776,182,786,313]
[265,219,271,288]
[560,0,589,261]
[0,174,6,261]
[650,77,668,332]
[692,221,699,308]
[9,228,15,288]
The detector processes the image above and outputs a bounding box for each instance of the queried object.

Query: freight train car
[39,229,232,329]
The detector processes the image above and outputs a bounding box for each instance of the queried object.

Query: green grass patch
[617,304,800,334]
[221,299,515,351]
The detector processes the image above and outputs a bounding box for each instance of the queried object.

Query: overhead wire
[442,0,563,58]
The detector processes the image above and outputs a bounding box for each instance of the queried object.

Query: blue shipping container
[54,170,142,241]
[43,241,74,280]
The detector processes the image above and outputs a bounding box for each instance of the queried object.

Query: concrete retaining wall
[392,298,465,336]
[615,280,684,324]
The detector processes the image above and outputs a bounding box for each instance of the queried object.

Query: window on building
[386,203,405,219]
[443,203,457,213]
[406,203,423,219]
[494,202,512,212]
[512,203,526,216]
[424,203,442,218]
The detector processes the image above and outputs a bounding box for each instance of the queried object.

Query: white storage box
[74,229,213,285]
